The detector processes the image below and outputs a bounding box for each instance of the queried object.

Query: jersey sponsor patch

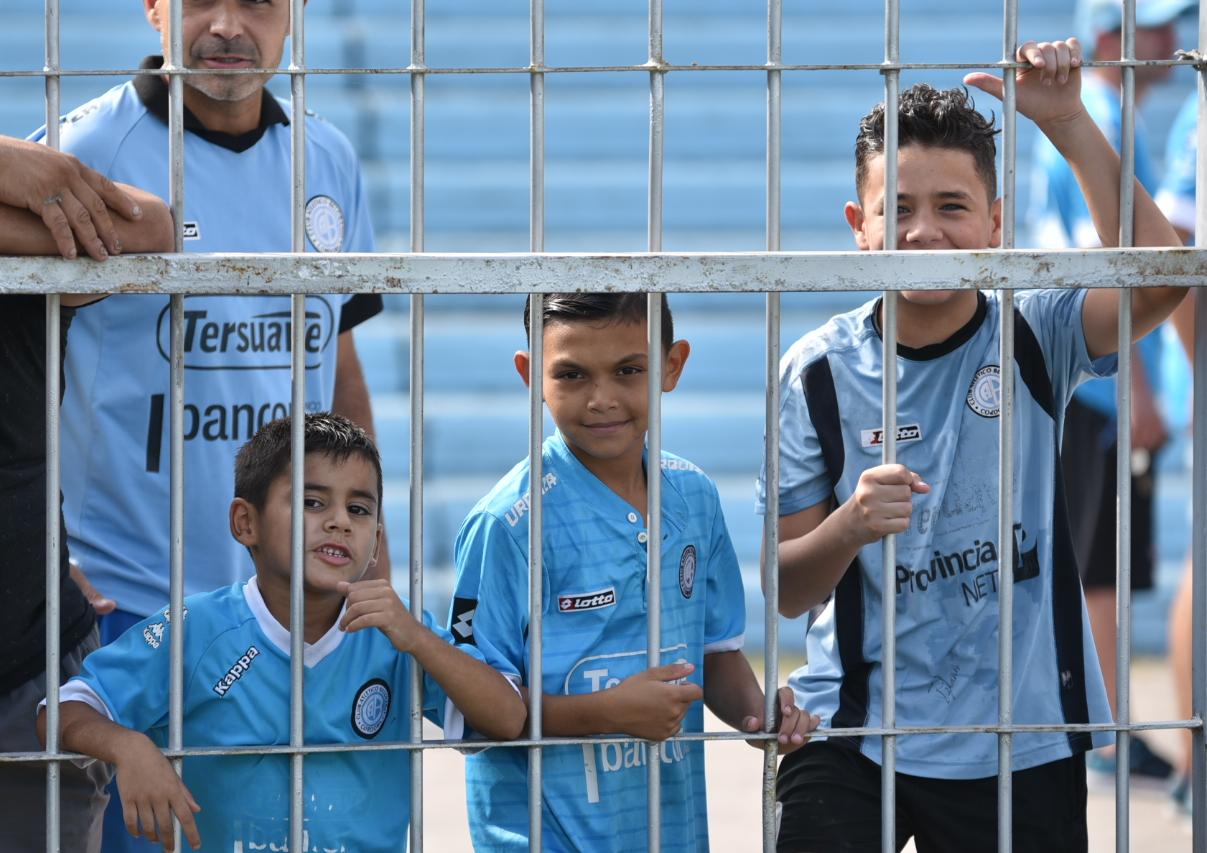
[679,545,697,599]
[181,221,201,241]
[213,645,260,697]
[557,587,616,613]
[966,364,1002,418]
[860,423,922,448]
[305,195,345,252]
[351,678,391,739]
[450,596,477,645]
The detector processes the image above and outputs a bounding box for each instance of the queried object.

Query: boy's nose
[324,509,352,532]
[903,215,942,247]
[586,380,618,411]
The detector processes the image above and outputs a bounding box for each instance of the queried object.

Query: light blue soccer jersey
[1157,91,1197,238]
[61,579,463,852]
[28,68,379,616]
[756,290,1114,779]
[450,432,746,852]
[1027,73,1164,419]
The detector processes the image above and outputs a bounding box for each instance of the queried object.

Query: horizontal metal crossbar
[3,248,1204,295]
[0,58,1196,78]
[4,717,1201,764]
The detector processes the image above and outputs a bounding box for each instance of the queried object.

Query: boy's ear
[844,201,871,251]
[988,197,1003,249]
[367,524,383,569]
[513,351,532,388]
[229,498,259,548]
[661,340,691,392]
[144,0,162,32]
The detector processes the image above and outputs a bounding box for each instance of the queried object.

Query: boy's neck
[566,443,649,517]
[885,290,981,350]
[257,576,343,645]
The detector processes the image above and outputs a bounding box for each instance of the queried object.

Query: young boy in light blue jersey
[450,294,818,852]
[38,413,525,852]
[760,39,1187,852]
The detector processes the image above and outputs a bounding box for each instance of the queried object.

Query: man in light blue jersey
[1025,0,1190,787]
[28,4,388,846]
[761,40,1187,852]
[449,294,817,852]
[38,413,525,852]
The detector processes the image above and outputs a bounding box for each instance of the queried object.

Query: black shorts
[775,741,1087,853]
[1060,396,1155,591]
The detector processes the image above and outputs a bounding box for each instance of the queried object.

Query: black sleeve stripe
[1012,308,1055,420]
[801,356,871,741]
[338,294,384,334]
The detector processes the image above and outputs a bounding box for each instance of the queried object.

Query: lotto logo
[557,587,616,613]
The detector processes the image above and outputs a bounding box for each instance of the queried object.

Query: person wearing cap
[1025,0,1193,791]
[21,1,387,850]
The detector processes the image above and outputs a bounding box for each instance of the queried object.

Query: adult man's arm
[0,136,162,261]
[332,331,390,580]
[0,183,172,260]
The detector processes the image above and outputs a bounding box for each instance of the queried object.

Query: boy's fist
[739,686,820,756]
[610,662,703,741]
[845,463,929,545]
[338,579,419,653]
[965,38,1085,128]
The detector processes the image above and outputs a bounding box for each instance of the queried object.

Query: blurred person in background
[1026,0,1194,789]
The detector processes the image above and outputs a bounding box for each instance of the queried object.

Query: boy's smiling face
[846,144,1002,308]
[231,451,382,598]
[515,318,689,476]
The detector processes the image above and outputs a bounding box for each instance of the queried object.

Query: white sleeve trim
[448,674,523,755]
[703,634,746,655]
[35,682,113,768]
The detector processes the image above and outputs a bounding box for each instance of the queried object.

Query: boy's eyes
[302,496,374,517]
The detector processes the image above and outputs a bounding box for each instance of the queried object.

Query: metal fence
[3,0,1207,851]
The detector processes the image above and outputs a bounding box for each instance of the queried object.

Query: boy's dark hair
[234,412,383,513]
[855,84,999,203]
[522,293,674,351]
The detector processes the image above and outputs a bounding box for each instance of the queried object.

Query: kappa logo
[305,195,345,252]
[557,587,616,613]
[966,364,1002,418]
[679,545,697,599]
[142,621,165,649]
[861,423,923,448]
[212,646,260,697]
[351,678,391,739]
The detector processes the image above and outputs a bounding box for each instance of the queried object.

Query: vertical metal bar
[531,0,545,254]
[287,2,307,851]
[762,0,783,848]
[409,0,426,846]
[42,1,62,849]
[645,294,664,853]
[996,3,1018,850]
[164,1,187,850]
[880,1,899,850]
[527,296,545,852]
[527,5,546,848]
[1193,12,1207,848]
[1115,3,1137,850]
[646,1,665,848]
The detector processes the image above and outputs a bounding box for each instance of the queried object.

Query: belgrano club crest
[966,364,1001,418]
[679,545,697,599]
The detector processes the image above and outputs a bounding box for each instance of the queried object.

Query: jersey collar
[870,290,988,361]
[546,431,689,536]
[242,576,346,667]
[134,55,290,153]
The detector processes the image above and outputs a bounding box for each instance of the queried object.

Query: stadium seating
[1,0,1193,649]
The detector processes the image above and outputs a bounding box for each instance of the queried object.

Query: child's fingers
[963,72,1004,102]
[1053,40,1072,84]
[175,795,203,849]
[1016,40,1042,67]
[1068,37,1083,67]
[644,662,695,683]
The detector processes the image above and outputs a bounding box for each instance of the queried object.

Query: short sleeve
[755,354,832,517]
[1017,289,1117,408]
[450,511,529,683]
[703,489,746,654]
[69,610,176,735]
[338,294,383,333]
